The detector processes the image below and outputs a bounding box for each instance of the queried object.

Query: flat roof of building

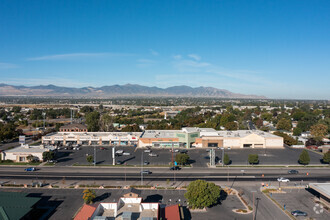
[309,183,330,199]
[4,145,56,153]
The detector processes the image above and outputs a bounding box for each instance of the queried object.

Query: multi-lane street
[1,166,329,181]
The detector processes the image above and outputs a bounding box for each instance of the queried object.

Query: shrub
[248,154,259,164]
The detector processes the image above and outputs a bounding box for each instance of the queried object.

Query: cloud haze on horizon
[0,0,329,99]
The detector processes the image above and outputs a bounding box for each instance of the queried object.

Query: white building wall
[265,138,283,148]
[223,139,240,148]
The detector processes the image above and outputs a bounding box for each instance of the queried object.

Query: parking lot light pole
[251,190,257,220]
[221,147,224,167]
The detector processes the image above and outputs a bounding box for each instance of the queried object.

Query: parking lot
[55,146,214,167]
[53,146,324,167]
[0,187,249,220]
[270,188,330,219]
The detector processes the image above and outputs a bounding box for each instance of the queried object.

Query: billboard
[19,135,26,145]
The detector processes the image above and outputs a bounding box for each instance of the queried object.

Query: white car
[144,149,151,153]
[149,153,158,157]
[123,152,131,156]
[116,150,124,154]
[277,177,290,182]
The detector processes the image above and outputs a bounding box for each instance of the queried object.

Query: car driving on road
[148,153,158,157]
[24,167,36,171]
[140,170,152,174]
[170,166,181,170]
[288,169,299,174]
[277,177,290,182]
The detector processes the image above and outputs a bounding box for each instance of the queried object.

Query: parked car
[143,161,150,165]
[24,167,36,171]
[170,166,181,170]
[140,170,152,174]
[180,150,188,154]
[116,150,124,154]
[116,160,123,165]
[149,153,158,157]
[123,152,131,156]
[288,170,299,174]
[291,210,307,217]
[47,160,57,163]
[277,177,290,182]
[144,149,151,153]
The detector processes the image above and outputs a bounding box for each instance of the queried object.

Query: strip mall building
[42,127,283,149]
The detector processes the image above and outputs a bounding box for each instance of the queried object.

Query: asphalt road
[1,166,329,182]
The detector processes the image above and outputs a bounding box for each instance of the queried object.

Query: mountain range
[0,83,266,99]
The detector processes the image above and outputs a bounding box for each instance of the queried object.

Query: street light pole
[141,150,143,185]
[221,147,224,167]
[94,146,96,167]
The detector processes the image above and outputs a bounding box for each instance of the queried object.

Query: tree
[273,131,298,146]
[42,151,55,162]
[12,106,21,113]
[310,124,328,142]
[223,153,230,165]
[121,125,142,132]
[184,180,221,209]
[248,154,259,164]
[83,189,96,204]
[86,155,93,164]
[224,121,238,130]
[175,153,190,165]
[293,127,302,136]
[323,151,330,164]
[26,155,35,163]
[80,106,94,113]
[220,113,235,126]
[298,149,310,165]
[276,118,292,131]
[85,111,100,132]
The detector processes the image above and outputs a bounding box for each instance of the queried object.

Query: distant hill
[0,83,266,99]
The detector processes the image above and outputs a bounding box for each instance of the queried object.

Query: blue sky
[0,0,329,99]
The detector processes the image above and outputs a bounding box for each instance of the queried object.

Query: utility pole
[171,142,174,166]
[221,147,224,167]
[112,146,115,165]
[94,146,96,167]
[125,163,127,186]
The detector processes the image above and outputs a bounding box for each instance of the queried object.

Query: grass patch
[0,161,41,166]
[44,163,55,166]
[79,184,100,188]
[262,189,278,193]
[103,186,121,189]
[72,163,135,167]
[217,165,330,168]
[130,185,152,188]
[2,184,24,187]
